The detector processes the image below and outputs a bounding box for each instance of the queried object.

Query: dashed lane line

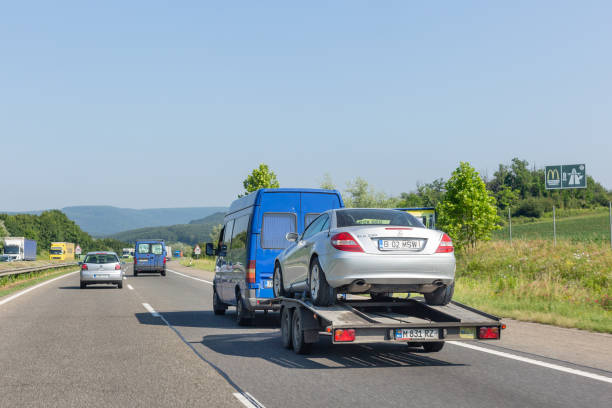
[127,284,134,290]
[141,302,160,317]
[167,269,213,285]
[233,392,266,408]
[0,271,79,307]
[448,341,612,384]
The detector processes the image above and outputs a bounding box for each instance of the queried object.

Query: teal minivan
[206,188,344,325]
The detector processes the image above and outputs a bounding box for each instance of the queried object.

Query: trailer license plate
[395,328,438,340]
[379,239,422,250]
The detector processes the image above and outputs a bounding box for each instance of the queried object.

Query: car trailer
[278,296,505,354]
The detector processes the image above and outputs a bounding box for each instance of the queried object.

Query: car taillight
[331,232,364,252]
[478,326,500,339]
[436,233,454,253]
[247,260,256,283]
[334,329,356,342]
[115,264,121,270]
[81,264,88,270]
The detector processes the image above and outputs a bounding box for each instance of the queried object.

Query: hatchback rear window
[336,209,423,228]
[85,254,119,264]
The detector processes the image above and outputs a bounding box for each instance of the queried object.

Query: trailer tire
[213,289,226,315]
[281,307,293,349]
[273,264,286,297]
[309,258,335,306]
[291,308,312,354]
[422,342,445,352]
[424,282,454,306]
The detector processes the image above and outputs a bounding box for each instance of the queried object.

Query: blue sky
[1,1,610,211]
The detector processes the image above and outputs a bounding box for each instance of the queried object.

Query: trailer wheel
[422,342,445,352]
[213,289,226,315]
[291,309,312,354]
[424,282,454,306]
[309,258,335,306]
[280,307,293,349]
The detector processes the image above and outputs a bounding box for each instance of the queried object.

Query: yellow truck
[49,242,75,261]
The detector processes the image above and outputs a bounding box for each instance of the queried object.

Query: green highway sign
[545,164,586,189]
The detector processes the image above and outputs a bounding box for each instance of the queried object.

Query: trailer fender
[296,307,320,344]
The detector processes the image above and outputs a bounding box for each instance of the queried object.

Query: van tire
[424,282,454,306]
[161,269,166,276]
[213,289,226,315]
[235,293,252,326]
[309,257,335,306]
[291,308,312,354]
[281,307,293,349]
[134,270,138,277]
[273,264,286,297]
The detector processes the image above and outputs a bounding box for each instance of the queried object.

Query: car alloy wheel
[273,265,283,297]
[310,264,321,300]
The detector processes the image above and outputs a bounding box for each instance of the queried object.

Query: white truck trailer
[2,237,37,261]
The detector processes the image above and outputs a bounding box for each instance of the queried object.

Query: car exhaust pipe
[433,280,445,287]
[348,279,371,293]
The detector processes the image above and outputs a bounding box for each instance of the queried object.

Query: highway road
[1,262,611,408]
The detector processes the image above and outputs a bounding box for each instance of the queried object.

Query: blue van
[133,240,167,277]
[206,188,344,325]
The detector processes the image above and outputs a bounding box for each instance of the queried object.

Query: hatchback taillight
[81,264,88,270]
[115,264,121,270]
[436,233,454,253]
[331,232,364,252]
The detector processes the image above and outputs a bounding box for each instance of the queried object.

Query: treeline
[0,210,128,254]
[331,158,611,219]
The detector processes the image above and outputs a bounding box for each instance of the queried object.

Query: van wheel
[161,269,166,276]
[422,342,445,352]
[235,293,252,326]
[273,264,286,297]
[291,308,312,354]
[424,282,454,306]
[134,270,138,277]
[213,289,226,315]
[309,258,335,306]
[281,307,293,349]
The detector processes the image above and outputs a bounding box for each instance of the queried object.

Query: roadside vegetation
[178,257,216,272]
[454,240,612,333]
[0,265,77,298]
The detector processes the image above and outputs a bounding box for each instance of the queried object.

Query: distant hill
[109,212,226,245]
[3,206,227,236]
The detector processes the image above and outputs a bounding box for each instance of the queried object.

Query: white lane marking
[142,302,160,317]
[168,269,213,285]
[233,392,266,408]
[123,277,126,280]
[448,341,612,384]
[0,271,78,307]
[127,284,134,290]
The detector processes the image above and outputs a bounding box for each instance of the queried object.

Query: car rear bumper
[322,252,455,292]
[80,271,123,283]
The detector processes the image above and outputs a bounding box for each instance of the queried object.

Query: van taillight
[247,260,256,283]
[436,234,454,253]
[163,257,166,264]
[331,232,364,252]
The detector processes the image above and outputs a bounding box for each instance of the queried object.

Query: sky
[1,1,611,211]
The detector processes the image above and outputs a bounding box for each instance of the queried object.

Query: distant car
[273,208,456,306]
[80,251,124,289]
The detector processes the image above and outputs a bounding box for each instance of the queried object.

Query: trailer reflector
[478,326,500,339]
[334,329,355,342]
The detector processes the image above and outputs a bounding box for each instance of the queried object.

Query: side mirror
[218,244,227,257]
[285,232,299,242]
[205,243,215,256]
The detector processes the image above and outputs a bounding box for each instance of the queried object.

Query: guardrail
[0,262,79,278]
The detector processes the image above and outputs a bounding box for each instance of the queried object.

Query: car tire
[308,257,335,306]
[134,270,138,277]
[291,308,312,354]
[161,269,166,277]
[281,307,293,349]
[273,264,286,298]
[235,293,252,326]
[80,282,86,289]
[213,289,226,315]
[424,282,454,306]
[422,342,445,352]
[117,281,123,289]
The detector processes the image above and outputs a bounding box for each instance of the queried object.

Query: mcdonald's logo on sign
[546,166,561,189]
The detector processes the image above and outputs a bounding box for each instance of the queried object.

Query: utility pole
[553,205,557,247]
[508,207,512,245]
[609,201,611,249]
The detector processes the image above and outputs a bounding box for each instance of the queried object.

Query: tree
[437,162,500,250]
[240,164,280,197]
[320,173,335,190]
[344,177,398,208]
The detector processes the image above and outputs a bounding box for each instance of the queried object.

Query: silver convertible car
[273,208,455,306]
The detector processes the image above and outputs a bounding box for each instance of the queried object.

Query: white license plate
[395,328,439,340]
[263,280,273,289]
[139,259,149,263]
[379,239,423,250]
[93,274,109,278]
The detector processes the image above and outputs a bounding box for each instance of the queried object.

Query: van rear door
[300,192,343,231]
[151,243,165,271]
[135,243,152,270]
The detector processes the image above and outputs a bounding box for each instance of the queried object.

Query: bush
[513,199,543,218]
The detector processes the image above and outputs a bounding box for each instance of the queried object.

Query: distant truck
[165,246,172,260]
[49,242,75,261]
[2,237,37,261]
[122,248,135,258]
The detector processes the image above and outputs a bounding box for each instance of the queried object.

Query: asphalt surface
[1,262,611,408]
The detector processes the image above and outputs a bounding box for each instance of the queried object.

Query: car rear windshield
[85,254,119,264]
[336,209,424,228]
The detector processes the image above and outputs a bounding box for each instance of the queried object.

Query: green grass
[494,208,611,243]
[454,240,611,333]
[0,265,78,298]
[179,257,216,272]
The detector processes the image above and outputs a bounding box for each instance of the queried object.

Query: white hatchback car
[274,208,455,306]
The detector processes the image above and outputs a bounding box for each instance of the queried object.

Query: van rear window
[151,244,163,255]
[262,213,297,249]
[137,244,150,254]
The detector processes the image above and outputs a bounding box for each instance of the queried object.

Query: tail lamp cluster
[436,233,454,253]
[334,328,356,342]
[330,232,363,252]
[478,326,500,339]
